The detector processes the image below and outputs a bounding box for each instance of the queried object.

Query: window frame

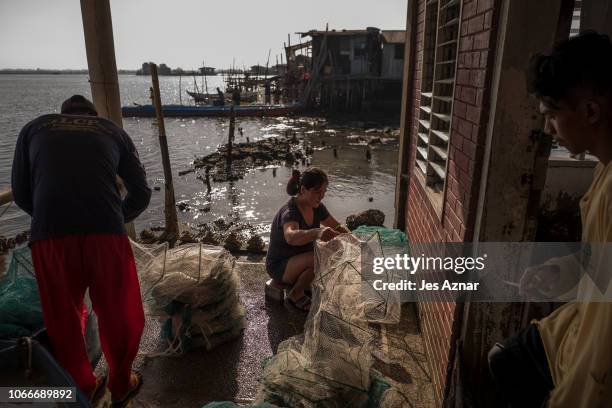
[413,0,463,218]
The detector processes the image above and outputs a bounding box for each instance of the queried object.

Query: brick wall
[403,0,500,403]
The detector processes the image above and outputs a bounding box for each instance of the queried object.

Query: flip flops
[288,295,311,312]
[112,371,143,407]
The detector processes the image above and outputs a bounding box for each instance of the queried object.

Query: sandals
[112,371,143,407]
[288,295,311,312]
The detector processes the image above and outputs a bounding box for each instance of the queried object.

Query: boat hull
[122,104,303,118]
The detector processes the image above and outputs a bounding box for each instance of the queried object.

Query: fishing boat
[186,89,259,104]
[122,103,304,118]
[185,90,218,104]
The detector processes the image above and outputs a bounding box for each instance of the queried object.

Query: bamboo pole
[179,74,182,105]
[202,60,209,94]
[228,105,235,164]
[80,0,137,239]
[150,63,179,240]
[80,0,122,126]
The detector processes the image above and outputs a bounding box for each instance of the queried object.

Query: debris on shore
[345,209,386,231]
[139,218,267,255]
[190,136,313,182]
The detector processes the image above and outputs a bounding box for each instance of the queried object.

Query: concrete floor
[128,255,307,407]
[105,255,434,408]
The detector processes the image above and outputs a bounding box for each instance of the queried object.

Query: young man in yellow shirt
[488,31,612,407]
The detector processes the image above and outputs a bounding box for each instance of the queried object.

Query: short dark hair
[527,31,612,103]
[60,95,98,115]
[286,167,328,196]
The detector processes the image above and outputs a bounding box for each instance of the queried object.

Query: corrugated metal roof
[381,30,406,44]
[302,29,374,37]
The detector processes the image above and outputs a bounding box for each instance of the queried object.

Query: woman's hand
[319,227,340,242]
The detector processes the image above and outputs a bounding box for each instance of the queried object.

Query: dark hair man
[489,32,612,407]
[11,95,151,405]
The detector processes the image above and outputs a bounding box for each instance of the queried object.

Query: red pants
[31,234,144,399]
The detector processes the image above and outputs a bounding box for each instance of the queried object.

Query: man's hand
[519,264,560,298]
[319,227,341,242]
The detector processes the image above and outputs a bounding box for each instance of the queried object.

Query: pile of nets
[253,234,409,407]
[0,246,44,338]
[131,241,245,354]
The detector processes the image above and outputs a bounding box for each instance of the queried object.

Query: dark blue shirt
[266,198,330,268]
[11,114,151,242]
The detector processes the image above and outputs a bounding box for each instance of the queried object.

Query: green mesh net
[0,246,44,339]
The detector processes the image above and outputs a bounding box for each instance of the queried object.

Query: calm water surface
[0,74,398,239]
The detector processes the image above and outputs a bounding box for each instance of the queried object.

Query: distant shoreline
[0,70,137,75]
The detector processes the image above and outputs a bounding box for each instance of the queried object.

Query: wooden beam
[393,0,418,231]
[79,0,123,127]
[151,63,179,241]
[80,0,137,238]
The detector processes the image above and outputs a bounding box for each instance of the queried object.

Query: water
[0,74,398,239]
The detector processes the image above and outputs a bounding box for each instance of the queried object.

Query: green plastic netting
[0,246,44,339]
[352,226,407,246]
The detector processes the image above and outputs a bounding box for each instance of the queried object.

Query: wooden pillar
[228,105,235,164]
[151,63,179,241]
[80,0,123,127]
[394,0,418,231]
[345,77,351,111]
[80,0,137,238]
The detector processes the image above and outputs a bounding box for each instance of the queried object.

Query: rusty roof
[301,28,378,37]
[381,30,406,44]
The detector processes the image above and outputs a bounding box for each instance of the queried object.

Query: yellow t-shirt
[537,162,612,407]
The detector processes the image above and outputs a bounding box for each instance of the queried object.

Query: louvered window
[570,1,581,37]
[415,0,462,193]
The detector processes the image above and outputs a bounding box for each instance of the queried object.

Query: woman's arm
[283,221,322,246]
[283,221,339,245]
[321,215,351,234]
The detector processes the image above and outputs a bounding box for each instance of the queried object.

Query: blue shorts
[266,258,289,282]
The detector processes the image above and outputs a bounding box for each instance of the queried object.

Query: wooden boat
[122,103,303,118]
[186,89,259,104]
[186,90,218,104]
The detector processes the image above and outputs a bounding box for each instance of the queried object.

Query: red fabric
[31,234,144,400]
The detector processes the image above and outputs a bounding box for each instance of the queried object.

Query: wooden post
[150,63,179,240]
[205,166,212,193]
[228,105,235,164]
[179,73,182,105]
[345,77,351,111]
[80,0,122,127]
[393,0,418,231]
[80,0,136,239]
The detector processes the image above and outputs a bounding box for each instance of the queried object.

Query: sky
[0,0,408,70]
